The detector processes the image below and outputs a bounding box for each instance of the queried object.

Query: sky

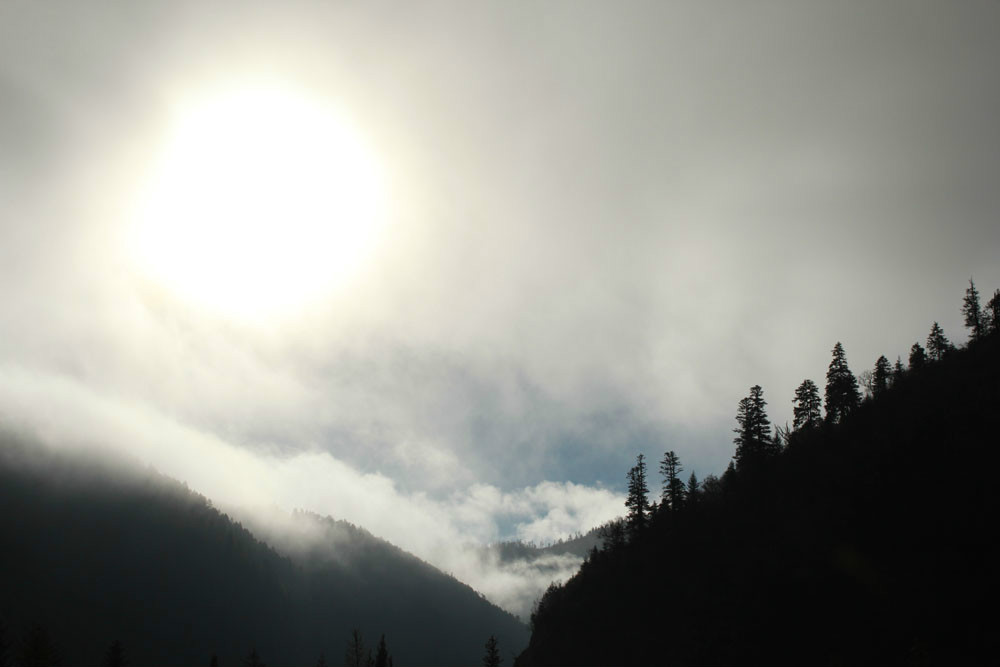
[2,0,1000,612]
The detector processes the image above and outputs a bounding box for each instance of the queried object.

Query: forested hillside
[488,526,605,564]
[518,286,1000,666]
[0,438,527,667]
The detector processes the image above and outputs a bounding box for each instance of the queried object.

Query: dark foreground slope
[0,440,527,667]
[518,336,1000,666]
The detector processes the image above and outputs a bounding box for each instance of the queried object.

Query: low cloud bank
[449,546,584,620]
[0,364,623,615]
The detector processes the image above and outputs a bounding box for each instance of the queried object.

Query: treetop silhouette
[792,379,822,430]
[824,342,860,424]
[483,635,502,667]
[986,289,1000,335]
[872,355,892,398]
[926,322,952,361]
[659,451,685,512]
[733,385,774,466]
[963,279,985,341]
[624,454,649,537]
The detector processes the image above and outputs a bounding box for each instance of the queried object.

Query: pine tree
[909,342,927,370]
[825,342,860,424]
[103,640,126,667]
[792,379,822,430]
[316,653,328,667]
[210,655,219,667]
[734,385,772,467]
[625,454,649,537]
[659,451,685,511]
[926,322,952,361]
[482,635,501,667]
[373,635,390,667]
[345,630,366,667]
[986,289,1000,335]
[872,355,891,398]
[686,472,700,506]
[962,279,985,341]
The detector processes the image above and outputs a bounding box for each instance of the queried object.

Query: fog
[0,365,619,615]
[3,0,1000,615]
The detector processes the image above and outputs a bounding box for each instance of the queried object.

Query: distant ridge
[0,437,528,667]
[487,524,606,564]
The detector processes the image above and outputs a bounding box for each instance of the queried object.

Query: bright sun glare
[131,87,386,318]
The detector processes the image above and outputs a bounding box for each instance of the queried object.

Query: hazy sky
[2,0,999,605]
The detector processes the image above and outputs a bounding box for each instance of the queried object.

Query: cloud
[0,364,622,614]
[2,0,1000,614]
[450,547,585,621]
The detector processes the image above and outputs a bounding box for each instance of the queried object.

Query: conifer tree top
[825,342,860,424]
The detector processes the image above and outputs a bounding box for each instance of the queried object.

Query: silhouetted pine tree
[373,635,390,667]
[102,640,126,667]
[483,635,501,667]
[792,379,822,430]
[986,289,1000,335]
[624,454,649,537]
[659,451,685,512]
[210,655,219,667]
[344,629,366,667]
[734,385,772,466]
[909,342,927,370]
[244,647,265,667]
[963,279,985,341]
[686,472,700,507]
[872,355,891,398]
[824,342,860,424]
[927,322,952,361]
[315,653,327,667]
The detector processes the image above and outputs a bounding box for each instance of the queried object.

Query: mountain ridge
[0,435,528,666]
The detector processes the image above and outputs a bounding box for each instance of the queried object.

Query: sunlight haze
[2,0,999,621]
[129,85,388,319]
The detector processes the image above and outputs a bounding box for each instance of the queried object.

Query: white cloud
[0,364,622,615]
[3,0,1000,616]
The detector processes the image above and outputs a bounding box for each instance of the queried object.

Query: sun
[130,86,386,319]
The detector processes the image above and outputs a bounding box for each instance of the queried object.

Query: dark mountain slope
[517,336,1000,666]
[0,439,527,666]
